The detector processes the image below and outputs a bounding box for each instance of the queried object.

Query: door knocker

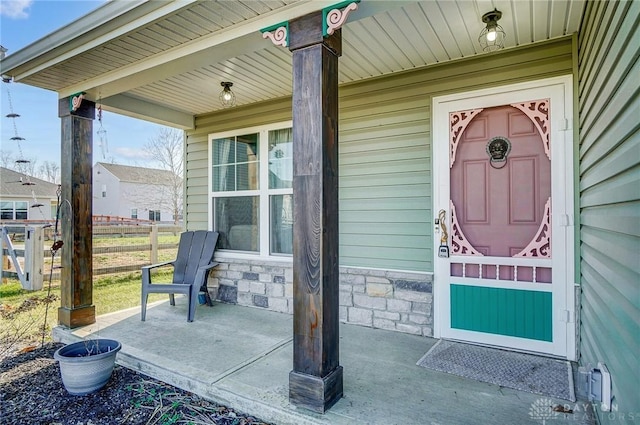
[486,136,511,169]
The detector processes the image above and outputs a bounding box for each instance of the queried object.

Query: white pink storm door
[432,77,575,359]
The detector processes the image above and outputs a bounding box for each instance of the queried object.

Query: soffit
[4,0,298,90]
[0,0,585,126]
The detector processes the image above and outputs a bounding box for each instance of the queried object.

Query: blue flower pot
[54,339,121,395]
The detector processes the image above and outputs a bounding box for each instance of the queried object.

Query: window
[16,202,27,219]
[1,201,28,220]
[148,210,160,221]
[212,133,259,192]
[131,209,138,219]
[1,202,12,220]
[210,123,293,256]
[101,184,107,198]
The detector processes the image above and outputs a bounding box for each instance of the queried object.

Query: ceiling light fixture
[219,82,236,108]
[478,9,505,52]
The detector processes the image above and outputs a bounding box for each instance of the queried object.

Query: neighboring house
[1,1,637,422]
[0,167,58,221]
[93,162,181,223]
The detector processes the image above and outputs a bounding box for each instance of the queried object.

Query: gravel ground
[0,342,272,425]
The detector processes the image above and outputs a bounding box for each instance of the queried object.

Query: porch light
[219,82,236,108]
[479,9,505,52]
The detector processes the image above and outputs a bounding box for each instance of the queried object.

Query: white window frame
[208,121,293,261]
[1,201,28,220]
[148,209,161,221]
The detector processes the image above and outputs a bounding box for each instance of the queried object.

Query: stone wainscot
[207,258,433,337]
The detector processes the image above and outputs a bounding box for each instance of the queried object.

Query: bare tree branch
[0,150,13,168]
[143,128,184,224]
[38,161,60,183]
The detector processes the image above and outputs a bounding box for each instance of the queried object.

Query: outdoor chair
[141,230,219,322]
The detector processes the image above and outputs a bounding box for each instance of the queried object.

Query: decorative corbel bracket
[323,0,360,36]
[261,22,288,48]
[70,92,86,112]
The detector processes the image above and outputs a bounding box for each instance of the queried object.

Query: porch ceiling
[0,0,585,129]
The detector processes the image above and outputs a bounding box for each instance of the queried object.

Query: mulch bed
[0,342,272,425]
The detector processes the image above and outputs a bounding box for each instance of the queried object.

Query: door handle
[437,209,449,258]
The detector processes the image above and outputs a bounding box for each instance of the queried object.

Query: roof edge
[0,0,185,79]
[0,1,143,73]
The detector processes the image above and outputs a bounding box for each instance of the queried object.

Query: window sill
[214,251,293,264]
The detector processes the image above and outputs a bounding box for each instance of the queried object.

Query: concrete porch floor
[53,298,594,425]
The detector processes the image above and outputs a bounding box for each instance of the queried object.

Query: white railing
[1,226,44,290]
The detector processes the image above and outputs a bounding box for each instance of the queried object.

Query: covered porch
[53,299,592,425]
[2,0,637,420]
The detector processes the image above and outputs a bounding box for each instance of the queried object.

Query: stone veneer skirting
[207,258,433,337]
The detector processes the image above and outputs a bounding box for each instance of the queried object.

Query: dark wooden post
[58,95,96,328]
[288,11,342,413]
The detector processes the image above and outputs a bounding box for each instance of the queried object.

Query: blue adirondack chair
[141,231,219,322]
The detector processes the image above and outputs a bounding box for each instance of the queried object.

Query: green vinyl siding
[338,37,572,272]
[578,1,640,423]
[186,37,573,272]
[451,284,553,342]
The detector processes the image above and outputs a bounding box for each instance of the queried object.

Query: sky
[0,0,168,170]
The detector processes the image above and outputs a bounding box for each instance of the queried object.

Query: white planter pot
[54,339,121,395]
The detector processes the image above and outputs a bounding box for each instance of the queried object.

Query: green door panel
[451,284,552,342]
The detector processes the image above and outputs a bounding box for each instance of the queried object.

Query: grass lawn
[0,270,172,356]
[93,233,180,247]
[7,233,180,279]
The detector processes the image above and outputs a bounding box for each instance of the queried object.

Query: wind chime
[2,76,47,218]
[96,97,108,159]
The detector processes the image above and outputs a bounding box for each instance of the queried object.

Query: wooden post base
[58,305,96,328]
[289,366,343,413]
